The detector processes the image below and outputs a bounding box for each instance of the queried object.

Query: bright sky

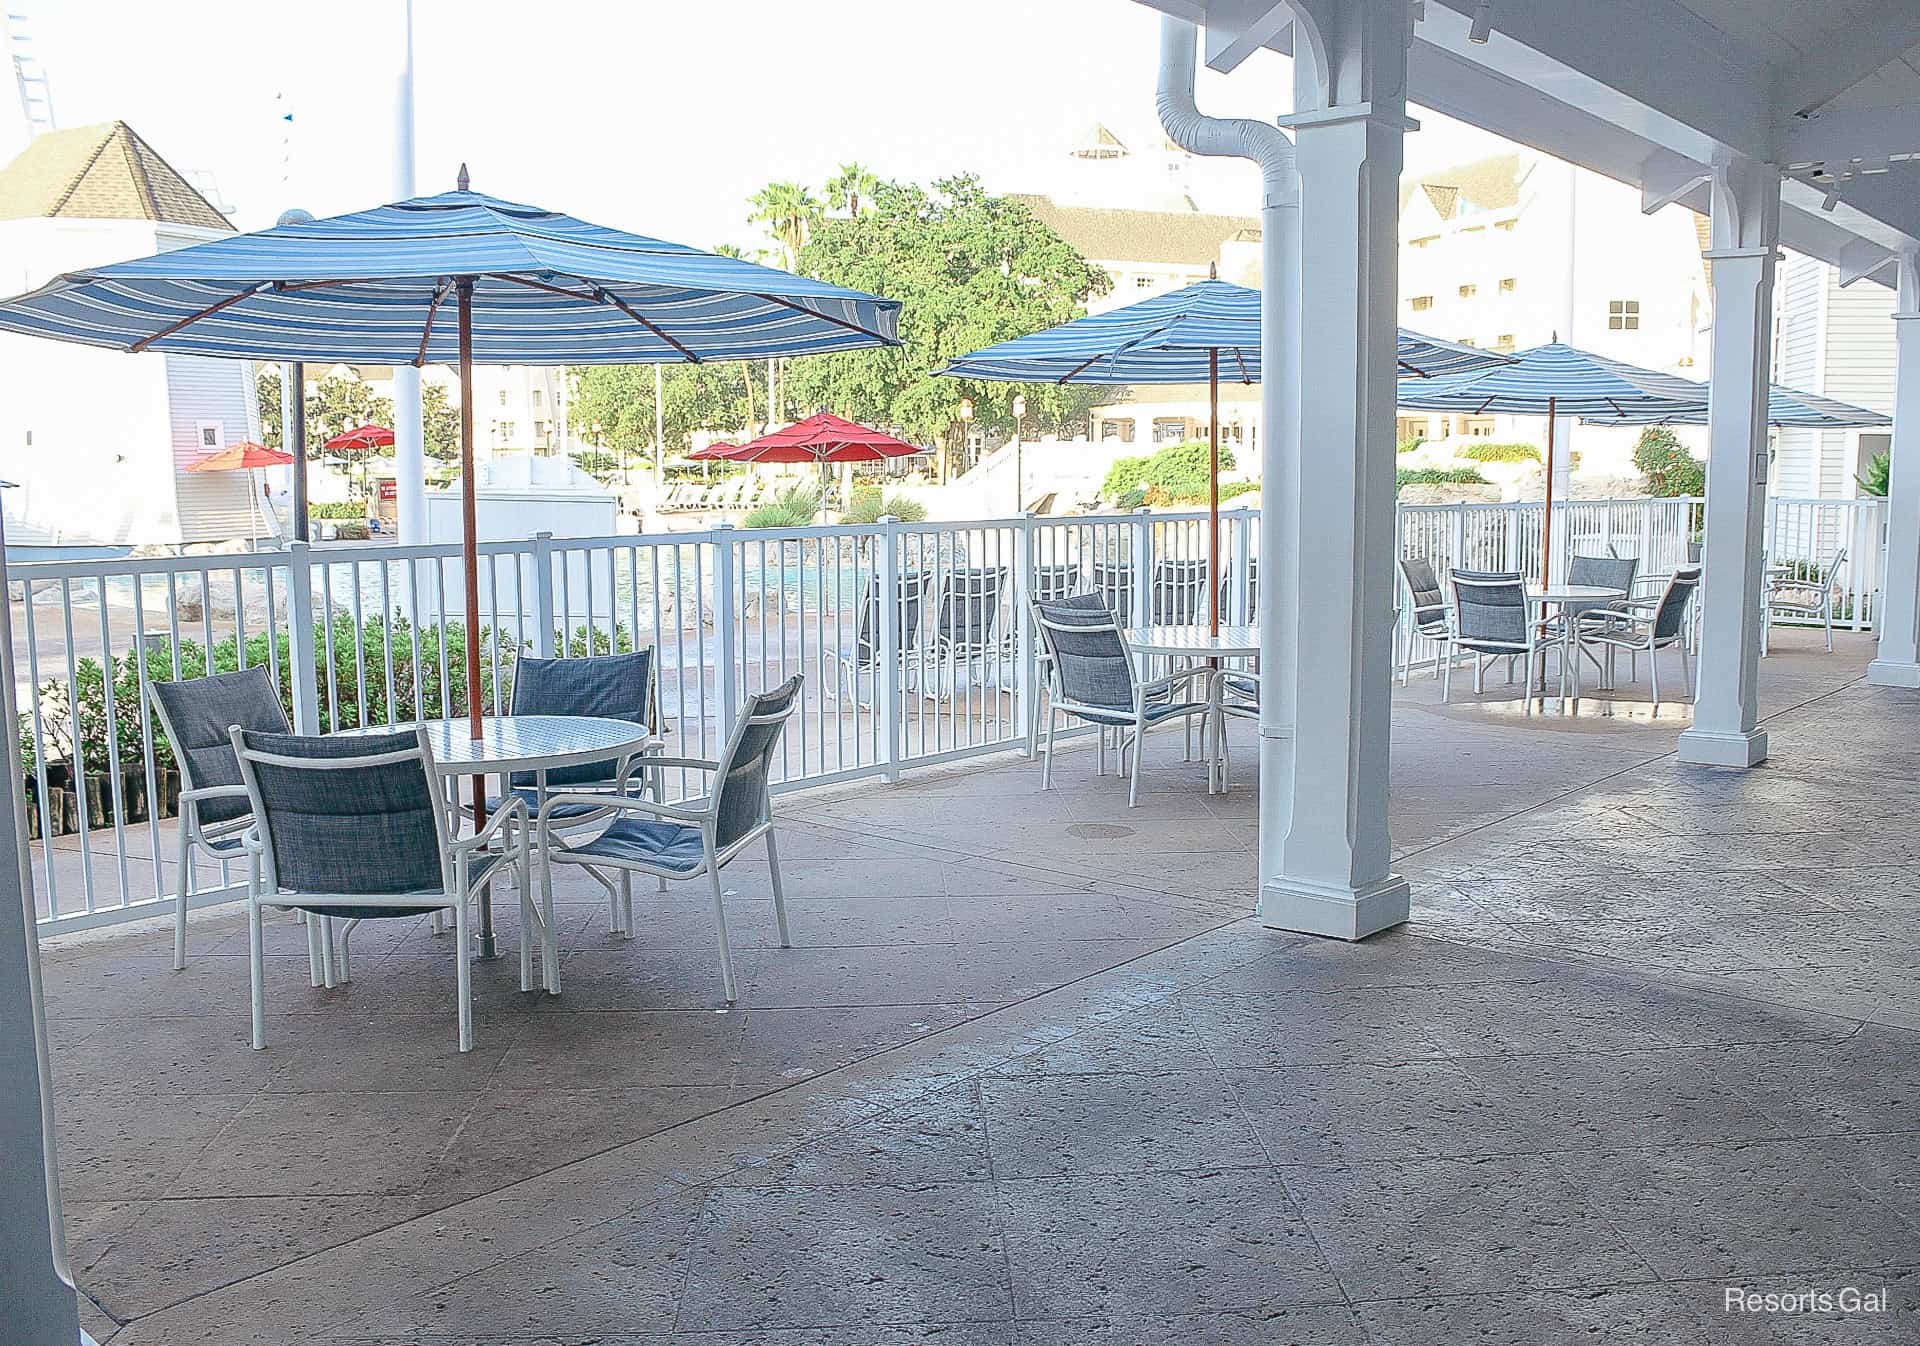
[32,0,1516,245]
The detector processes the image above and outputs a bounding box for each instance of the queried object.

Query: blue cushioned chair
[148,666,291,971]
[231,726,529,1052]
[1029,598,1210,807]
[537,676,803,1004]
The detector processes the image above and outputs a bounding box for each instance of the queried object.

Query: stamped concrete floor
[41,628,1919,1344]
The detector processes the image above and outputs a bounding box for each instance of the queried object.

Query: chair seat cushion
[555,817,706,874]
[482,783,634,821]
[288,852,506,920]
[1067,699,1208,728]
[202,832,248,856]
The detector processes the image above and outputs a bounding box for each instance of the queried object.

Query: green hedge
[1396,467,1488,489]
[1460,441,1541,463]
[310,501,366,520]
[1101,439,1239,504]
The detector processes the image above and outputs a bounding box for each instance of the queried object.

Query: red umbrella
[184,440,294,472]
[715,413,922,515]
[687,441,742,460]
[324,424,395,451]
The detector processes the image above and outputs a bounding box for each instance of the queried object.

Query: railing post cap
[877,514,898,524]
[713,519,736,532]
[1134,505,1153,515]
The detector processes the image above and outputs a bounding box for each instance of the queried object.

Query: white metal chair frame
[231,726,530,1053]
[1442,573,1565,702]
[536,686,800,1005]
[1395,557,1453,685]
[1761,547,1847,654]
[1573,567,1701,707]
[1030,601,1212,808]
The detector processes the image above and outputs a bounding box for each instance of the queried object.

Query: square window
[1136,276,1155,289]
[1458,283,1477,298]
[1499,277,1517,293]
[1608,299,1641,330]
[498,389,508,406]
[1410,295,1434,311]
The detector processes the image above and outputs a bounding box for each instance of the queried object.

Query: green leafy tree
[825,162,879,218]
[569,361,767,459]
[780,174,1112,464]
[257,368,457,462]
[749,181,822,267]
[421,381,460,461]
[1632,426,1706,497]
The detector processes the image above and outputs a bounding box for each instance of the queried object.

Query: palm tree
[825,162,879,218]
[748,182,821,268]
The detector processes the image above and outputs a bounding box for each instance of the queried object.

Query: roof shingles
[0,122,232,231]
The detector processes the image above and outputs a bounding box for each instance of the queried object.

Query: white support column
[1263,0,1411,940]
[1679,158,1781,769]
[1868,252,1920,688]
[391,0,426,546]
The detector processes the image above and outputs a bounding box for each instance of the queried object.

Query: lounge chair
[923,567,1008,694]
[1395,557,1450,685]
[827,572,929,705]
[1150,558,1210,624]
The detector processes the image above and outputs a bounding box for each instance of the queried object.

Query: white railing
[8,493,1883,934]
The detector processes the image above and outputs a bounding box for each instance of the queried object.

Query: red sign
[378,480,397,501]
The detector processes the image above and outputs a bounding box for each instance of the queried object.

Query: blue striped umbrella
[0,170,902,738]
[1579,383,1890,428]
[938,279,1508,630]
[1394,342,1713,586]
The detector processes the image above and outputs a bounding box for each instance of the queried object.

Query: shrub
[1100,439,1240,504]
[1396,467,1488,489]
[1857,450,1891,498]
[310,501,365,520]
[1219,481,1259,502]
[742,483,818,529]
[1396,437,1426,455]
[332,521,371,541]
[841,487,929,524]
[1116,487,1147,511]
[1461,441,1541,463]
[1632,426,1706,497]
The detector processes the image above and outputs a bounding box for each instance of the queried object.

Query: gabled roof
[1398,153,1522,221]
[1010,193,1260,266]
[0,122,233,231]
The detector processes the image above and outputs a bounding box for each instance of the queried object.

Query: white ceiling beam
[1836,238,1898,287]
[1771,0,1920,117]
[1198,0,1295,72]
[1640,149,1711,214]
[1774,102,1920,170]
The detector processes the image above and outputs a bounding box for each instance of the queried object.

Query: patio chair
[1443,571,1561,701]
[1563,553,1639,620]
[1218,556,1258,626]
[1395,557,1451,685]
[1762,547,1847,654]
[1026,590,1111,756]
[1030,563,1083,604]
[231,726,529,1052]
[826,571,928,705]
[537,676,802,1003]
[148,665,291,971]
[925,567,1008,693]
[1150,558,1210,624]
[1029,599,1210,807]
[1090,558,1134,628]
[1573,566,1701,706]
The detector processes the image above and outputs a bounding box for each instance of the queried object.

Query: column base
[1676,726,1769,767]
[1259,873,1409,940]
[1866,658,1920,689]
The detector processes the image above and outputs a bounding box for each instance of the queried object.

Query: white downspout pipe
[1156,15,1301,902]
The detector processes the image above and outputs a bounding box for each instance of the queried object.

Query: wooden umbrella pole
[1209,348,1220,637]
[1542,395,1557,590]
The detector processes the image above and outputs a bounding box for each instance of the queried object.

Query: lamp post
[1011,394,1027,514]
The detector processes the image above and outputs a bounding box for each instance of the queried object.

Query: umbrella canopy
[687,442,743,461]
[0,185,901,364]
[324,424,396,451]
[1579,383,1891,429]
[185,441,294,471]
[935,279,1510,384]
[719,413,922,465]
[1396,342,1714,587]
[0,172,902,745]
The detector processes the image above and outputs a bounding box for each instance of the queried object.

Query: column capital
[1277,103,1420,134]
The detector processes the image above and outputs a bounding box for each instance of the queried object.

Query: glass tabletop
[334,715,659,772]
[1126,624,1261,656]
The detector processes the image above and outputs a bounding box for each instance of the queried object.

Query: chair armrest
[180,784,251,805]
[1138,665,1210,699]
[636,755,719,773]
[457,795,527,852]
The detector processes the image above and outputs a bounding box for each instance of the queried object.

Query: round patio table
[334,715,660,958]
[1526,584,1627,695]
[1126,624,1259,793]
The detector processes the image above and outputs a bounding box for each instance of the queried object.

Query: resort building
[1772,252,1898,498]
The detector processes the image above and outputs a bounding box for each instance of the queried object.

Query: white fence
[7,493,1884,934]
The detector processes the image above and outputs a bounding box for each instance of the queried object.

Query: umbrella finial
[456,163,471,192]
[1209,261,1218,280]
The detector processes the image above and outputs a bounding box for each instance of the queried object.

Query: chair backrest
[934,568,1006,650]
[1090,559,1134,628]
[1823,547,1850,585]
[711,675,803,851]
[1398,556,1445,620]
[148,666,291,826]
[508,650,656,788]
[1219,556,1259,624]
[232,727,447,896]
[1031,599,1134,712]
[1151,559,1209,624]
[1030,564,1082,604]
[1653,566,1701,640]
[1450,573,1530,647]
[1567,552,1639,595]
[851,573,927,670]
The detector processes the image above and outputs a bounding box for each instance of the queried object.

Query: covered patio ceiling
[1141,0,1920,283]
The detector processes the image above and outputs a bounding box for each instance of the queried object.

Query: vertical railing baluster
[287,543,320,733]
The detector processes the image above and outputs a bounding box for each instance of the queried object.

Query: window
[1608,299,1641,330]
[1463,416,1496,438]
[532,389,544,407]
[1498,277,1517,293]
[1457,337,1478,347]
[199,424,221,448]
[1135,275,1156,289]
[1409,234,1440,249]
[497,389,508,406]
[1409,295,1434,311]
[1493,334,1517,352]
[1153,417,1189,444]
[498,421,517,440]
[1458,283,1477,298]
